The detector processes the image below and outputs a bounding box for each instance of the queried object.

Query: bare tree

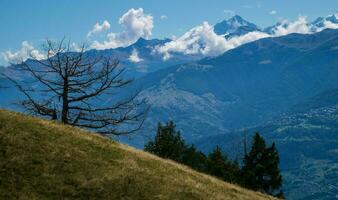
[5,39,148,135]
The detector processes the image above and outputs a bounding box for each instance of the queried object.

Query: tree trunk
[62,76,69,124]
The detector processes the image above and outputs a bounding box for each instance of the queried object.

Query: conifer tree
[263,143,284,198]
[206,146,240,183]
[144,121,186,162]
[145,121,207,172]
[182,144,207,172]
[242,133,283,197]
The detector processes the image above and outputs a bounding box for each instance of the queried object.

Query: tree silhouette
[242,133,283,197]
[144,121,186,161]
[4,39,148,135]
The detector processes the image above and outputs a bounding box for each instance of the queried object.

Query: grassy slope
[0,110,276,200]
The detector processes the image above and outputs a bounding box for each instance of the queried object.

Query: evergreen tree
[145,121,284,196]
[145,121,209,173]
[263,143,284,198]
[206,146,240,183]
[182,144,207,172]
[242,133,283,197]
[144,121,186,162]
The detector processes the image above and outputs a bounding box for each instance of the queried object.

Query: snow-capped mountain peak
[213,15,260,36]
[310,13,338,31]
[312,13,338,26]
[228,15,251,27]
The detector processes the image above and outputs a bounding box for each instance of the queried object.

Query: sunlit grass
[0,110,276,200]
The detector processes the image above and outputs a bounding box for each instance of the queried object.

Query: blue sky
[0,0,337,65]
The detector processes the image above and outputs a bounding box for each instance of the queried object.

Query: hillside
[196,99,338,200]
[129,29,338,144]
[0,110,275,200]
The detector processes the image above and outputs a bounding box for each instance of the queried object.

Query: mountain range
[1,14,337,76]
[1,14,338,200]
[133,28,338,139]
[214,15,261,37]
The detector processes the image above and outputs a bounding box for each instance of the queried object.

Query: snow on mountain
[131,29,338,198]
[213,15,261,37]
[311,13,338,31]
[265,14,338,35]
[154,13,338,61]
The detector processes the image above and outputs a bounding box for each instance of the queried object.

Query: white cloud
[271,14,338,35]
[269,10,277,15]
[68,42,87,53]
[156,22,269,60]
[226,31,270,48]
[2,41,45,64]
[160,15,168,20]
[323,20,338,29]
[91,8,154,50]
[272,16,311,36]
[154,14,338,61]
[87,20,111,37]
[128,49,143,63]
[156,22,228,59]
[155,15,337,60]
[155,14,338,61]
[312,13,338,32]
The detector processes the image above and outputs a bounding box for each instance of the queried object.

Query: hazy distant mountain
[132,29,338,142]
[115,29,338,199]
[195,90,338,200]
[84,37,202,77]
[214,15,261,37]
[0,37,201,79]
[311,14,338,30]
[263,22,285,35]
[2,26,338,142]
[0,37,203,111]
[265,14,338,34]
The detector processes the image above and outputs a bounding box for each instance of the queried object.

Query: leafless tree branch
[5,39,148,136]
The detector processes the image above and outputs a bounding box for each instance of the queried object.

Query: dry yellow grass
[0,110,277,200]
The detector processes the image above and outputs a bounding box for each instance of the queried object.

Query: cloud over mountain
[91,8,154,50]
[2,12,337,65]
[87,20,111,37]
[1,41,45,64]
[129,49,143,63]
[269,16,311,36]
[320,19,338,30]
[156,21,269,60]
[156,14,338,60]
[156,22,229,60]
